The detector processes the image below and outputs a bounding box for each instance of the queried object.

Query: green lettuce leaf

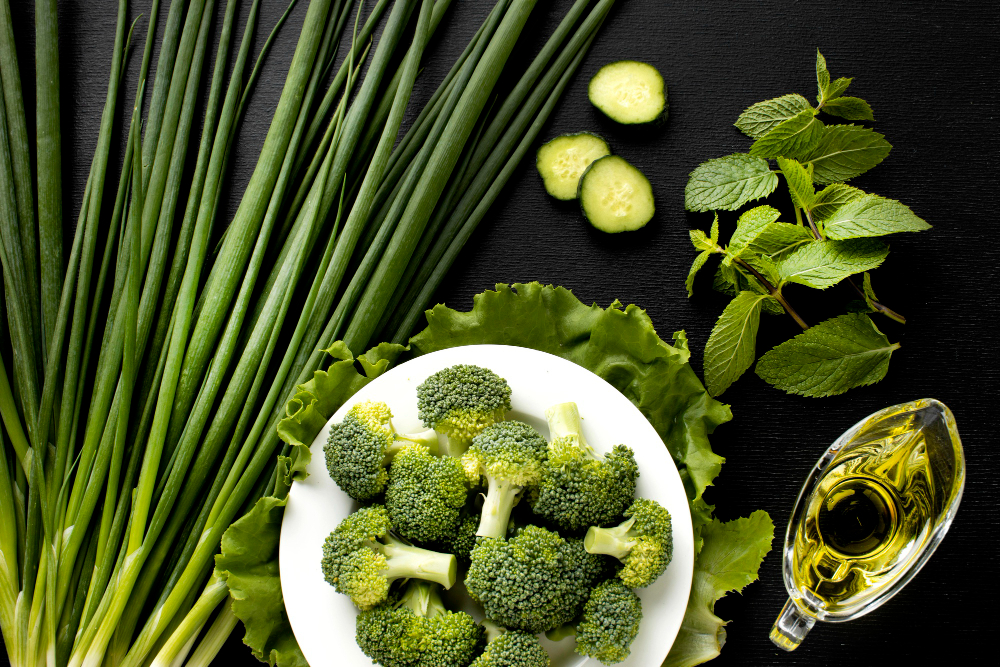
[664,511,775,667]
[220,283,771,667]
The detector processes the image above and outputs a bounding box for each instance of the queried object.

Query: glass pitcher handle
[770,598,816,651]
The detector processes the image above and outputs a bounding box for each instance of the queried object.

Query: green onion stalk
[0,0,616,665]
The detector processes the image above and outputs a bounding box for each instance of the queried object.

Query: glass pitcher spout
[770,598,815,651]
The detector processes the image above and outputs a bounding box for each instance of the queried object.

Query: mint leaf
[704,291,769,396]
[734,93,813,139]
[690,228,715,251]
[748,109,823,159]
[803,125,891,184]
[816,49,830,103]
[777,238,889,289]
[687,250,713,297]
[748,222,814,258]
[862,271,878,310]
[663,511,774,667]
[776,157,815,210]
[824,77,853,101]
[821,193,931,239]
[685,154,779,212]
[812,183,864,219]
[728,205,781,253]
[710,211,720,244]
[755,313,900,396]
[823,96,874,121]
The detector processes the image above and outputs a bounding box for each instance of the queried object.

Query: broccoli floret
[356,580,484,667]
[531,402,639,533]
[465,525,606,633]
[321,505,457,609]
[440,513,479,562]
[462,421,549,539]
[575,579,643,664]
[386,443,469,544]
[324,400,438,501]
[417,364,512,457]
[584,498,673,588]
[470,621,550,667]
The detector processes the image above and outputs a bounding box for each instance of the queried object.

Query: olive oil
[771,399,965,651]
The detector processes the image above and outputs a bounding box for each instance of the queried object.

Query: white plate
[280,344,694,667]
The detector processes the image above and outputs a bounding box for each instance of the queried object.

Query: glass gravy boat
[770,398,965,651]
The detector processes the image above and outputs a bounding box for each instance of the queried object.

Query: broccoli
[324,400,439,501]
[575,579,643,664]
[321,505,457,609]
[417,364,512,457]
[584,498,673,588]
[386,443,469,544]
[465,525,606,633]
[462,421,549,539]
[440,513,479,562]
[470,620,550,667]
[531,402,639,533]
[356,579,484,667]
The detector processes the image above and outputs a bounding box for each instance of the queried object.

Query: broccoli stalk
[462,421,549,539]
[398,578,448,618]
[545,401,595,453]
[377,535,458,589]
[322,506,458,610]
[584,498,673,588]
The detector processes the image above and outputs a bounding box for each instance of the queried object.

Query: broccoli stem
[482,619,505,644]
[438,435,471,458]
[376,536,458,589]
[398,580,447,619]
[584,517,637,560]
[384,429,440,463]
[545,623,578,642]
[476,476,521,539]
[545,402,596,457]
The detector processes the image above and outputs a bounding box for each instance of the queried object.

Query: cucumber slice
[578,155,654,233]
[588,61,666,125]
[535,132,611,200]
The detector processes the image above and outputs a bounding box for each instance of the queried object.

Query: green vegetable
[324,400,438,502]
[535,132,611,200]
[585,498,673,588]
[471,624,550,667]
[579,155,655,232]
[356,580,484,667]
[321,505,458,610]
[685,51,927,397]
[417,363,512,457]
[439,512,480,562]
[575,579,643,665]
[462,421,549,539]
[223,283,771,666]
[466,525,606,633]
[531,402,638,533]
[386,443,469,543]
[663,511,774,667]
[588,60,666,125]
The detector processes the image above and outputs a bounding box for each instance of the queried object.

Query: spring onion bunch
[0,0,616,665]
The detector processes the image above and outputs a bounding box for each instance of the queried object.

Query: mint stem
[733,258,810,330]
[802,209,906,323]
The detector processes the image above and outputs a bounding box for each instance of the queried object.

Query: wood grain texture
[4,0,995,665]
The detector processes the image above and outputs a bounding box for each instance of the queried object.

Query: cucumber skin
[588,60,668,127]
[577,155,655,233]
[535,132,612,201]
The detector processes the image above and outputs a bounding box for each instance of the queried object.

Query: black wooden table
[15,0,995,665]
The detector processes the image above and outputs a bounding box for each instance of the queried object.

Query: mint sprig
[684,51,928,397]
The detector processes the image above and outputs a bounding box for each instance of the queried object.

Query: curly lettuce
[216,283,773,666]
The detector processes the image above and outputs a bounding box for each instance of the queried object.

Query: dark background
[6,0,997,665]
